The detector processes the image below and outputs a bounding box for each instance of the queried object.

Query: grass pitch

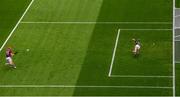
[176,0,180,8]
[0,0,32,46]
[0,0,174,96]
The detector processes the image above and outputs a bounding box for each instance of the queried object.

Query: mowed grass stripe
[0,87,172,96]
[22,0,172,22]
[23,0,103,22]
[20,23,172,29]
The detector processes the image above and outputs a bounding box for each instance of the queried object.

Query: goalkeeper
[132,38,141,57]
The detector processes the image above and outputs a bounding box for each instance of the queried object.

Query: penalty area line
[0,85,172,89]
[108,29,120,77]
[120,29,172,31]
[110,75,173,78]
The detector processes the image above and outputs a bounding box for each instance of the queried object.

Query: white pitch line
[108,29,121,77]
[121,29,172,31]
[110,75,173,78]
[0,85,172,89]
[0,0,35,52]
[20,21,172,24]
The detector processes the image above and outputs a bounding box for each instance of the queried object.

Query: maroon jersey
[6,48,13,57]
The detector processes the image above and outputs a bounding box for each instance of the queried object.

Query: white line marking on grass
[0,85,172,89]
[20,21,172,24]
[108,28,171,77]
[110,75,173,78]
[108,29,120,77]
[0,0,35,52]
[121,29,172,31]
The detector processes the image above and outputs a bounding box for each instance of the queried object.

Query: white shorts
[135,44,141,49]
[134,44,141,52]
[6,57,12,63]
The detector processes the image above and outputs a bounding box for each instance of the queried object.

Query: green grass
[0,0,173,96]
[176,0,180,8]
[113,30,172,76]
[176,63,180,96]
[176,41,180,63]
[0,0,31,46]
[73,25,172,96]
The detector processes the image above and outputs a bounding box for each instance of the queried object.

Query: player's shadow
[2,65,16,71]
